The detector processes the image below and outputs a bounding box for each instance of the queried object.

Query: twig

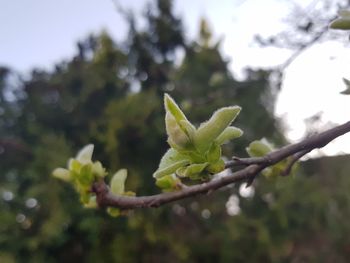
[225,156,273,168]
[93,120,350,210]
[280,149,310,177]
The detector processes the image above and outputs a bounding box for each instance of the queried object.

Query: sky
[1,0,350,156]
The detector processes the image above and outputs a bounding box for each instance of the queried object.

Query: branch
[93,120,350,210]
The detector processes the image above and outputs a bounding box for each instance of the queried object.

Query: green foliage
[53,145,135,216]
[53,145,106,207]
[154,94,242,190]
[53,92,242,195]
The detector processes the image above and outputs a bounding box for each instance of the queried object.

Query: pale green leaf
[206,143,221,163]
[164,93,188,123]
[78,164,94,186]
[215,127,243,145]
[76,144,94,164]
[194,106,241,152]
[153,159,190,178]
[110,169,128,195]
[165,112,191,149]
[68,158,82,173]
[176,163,209,178]
[179,119,196,140]
[92,161,107,177]
[246,139,273,157]
[207,159,225,174]
[155,174,180,190]
[156,148,189,170]
[52,168,71,182]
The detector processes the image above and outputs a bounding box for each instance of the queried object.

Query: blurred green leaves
[53,144,106,207]
[53,145,135,216]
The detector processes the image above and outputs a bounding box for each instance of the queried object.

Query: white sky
[1,0,350,156]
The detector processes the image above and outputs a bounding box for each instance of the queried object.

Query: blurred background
[1,0,350,262]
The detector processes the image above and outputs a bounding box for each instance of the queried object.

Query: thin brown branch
[280,149,310,176]
[225,156,273,168]
[93,120,350,210]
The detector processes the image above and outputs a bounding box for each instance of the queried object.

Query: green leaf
[153,149,190,178]
[176,163,209,178]
[110,169,128,195]
[179,120,196,140]
[153,159,190,179]
[207,159,225,174]
[164,93,188,123]
[76,144,94,164]
[78,164,94,186]
[215,126,243,145]
[194,106,241,152]
[155,174,180,190]
[206,143,221,163]
[68,158,82,173]
[92,161,107,177]
[165,112,191,149]
[52,168,71,182]
[246,139,273,157]
[158,148,187,168]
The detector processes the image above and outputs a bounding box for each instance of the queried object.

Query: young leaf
[153,159,190,179]
[153,149,190,178]
[155,174,180,191]
[165,112,191,149]
[92,161,107,177]
[68,158,82,173]
[110,169,128,195]
[52,168,71,182]
[206,143,221,163]
[179,120,196,139]
[176,163,209,178]
[215,127,243,145]
[78,164,94,186]
[246,139,273,157]
[207,159,225,174]
[76,144,94,164]
[194,106,241,152]
[164,93,188,123]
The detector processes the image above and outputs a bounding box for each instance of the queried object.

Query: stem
[93,120,350,209]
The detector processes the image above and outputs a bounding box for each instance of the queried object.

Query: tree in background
[1,0,350,262]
